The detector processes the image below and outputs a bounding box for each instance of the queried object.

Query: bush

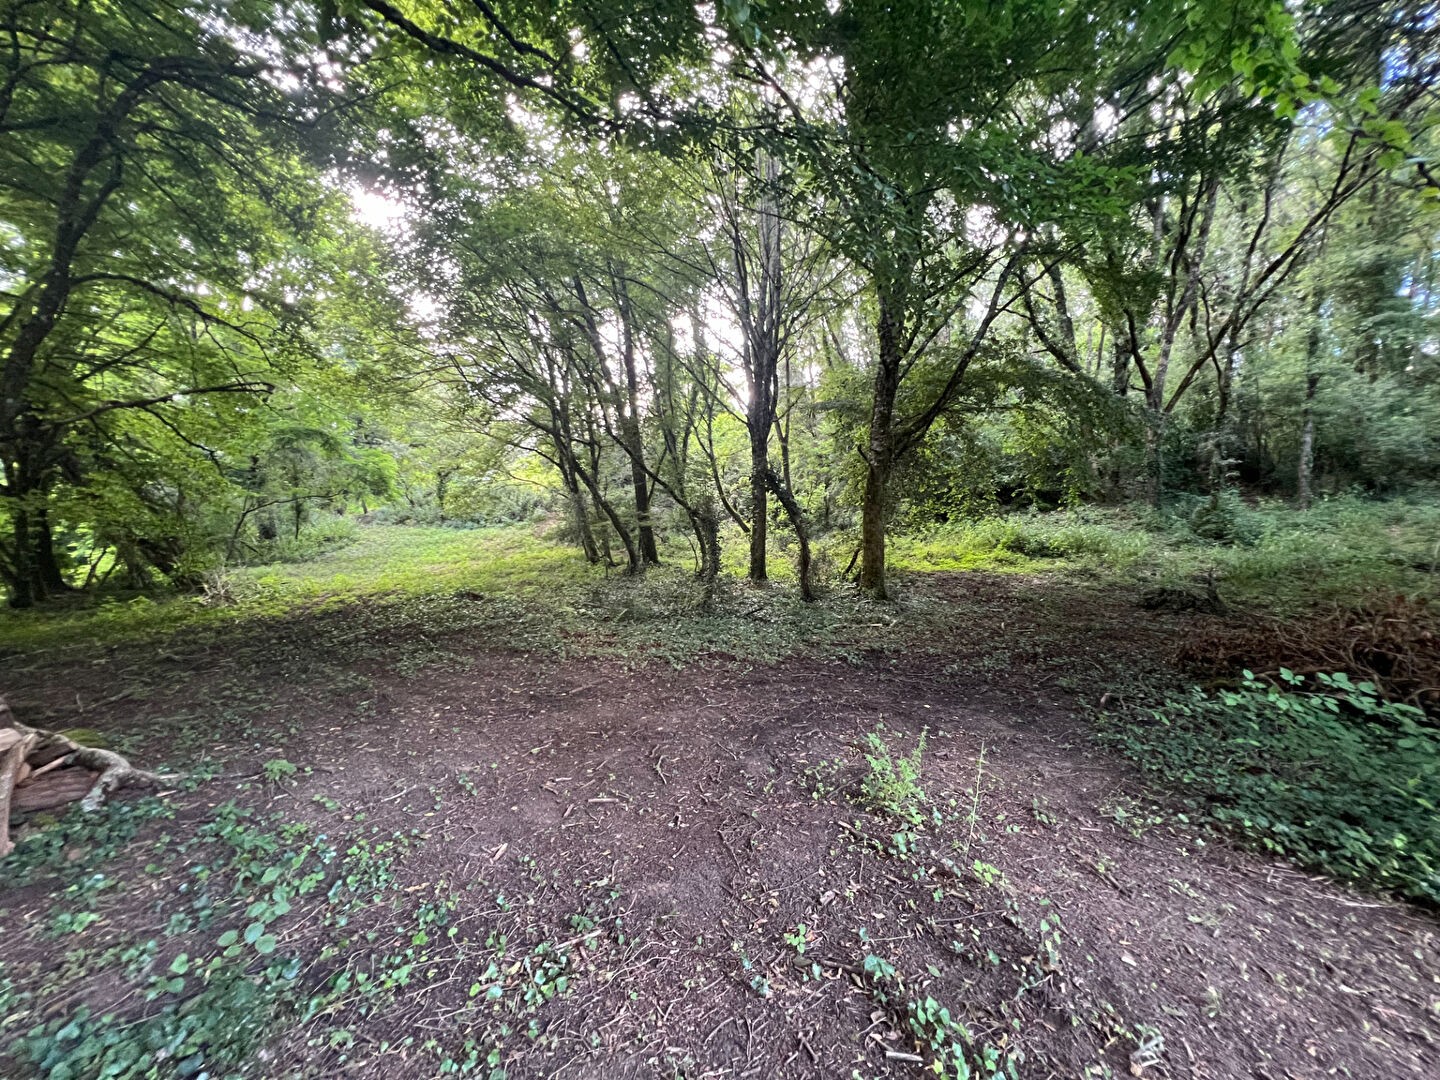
[1100,672,1440,906]
[1182,490,1259,545]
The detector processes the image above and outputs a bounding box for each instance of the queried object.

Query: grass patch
[892,494,1440,611]
[0,525,593,655]
[1099,672,1440,906]
[0,523,956,673]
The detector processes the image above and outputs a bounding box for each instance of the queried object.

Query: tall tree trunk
[571,492,599,564]
[593,493,616,567]
[1143,411,1164,510]
[748,429,768,581]
[573,272,658,566]
[743,148,783,584]
[1298,289,1325,508]
[1111,337,1130,397]
[858,452,892,600]
[615,279,660,567]
[34,508,69,593]
[6,505,36,609]
[574,461,639,575]
[622,415,659,566]
[859,294,903,600]
[1297,374,1318,508]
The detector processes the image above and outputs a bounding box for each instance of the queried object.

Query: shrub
[1183,490,1259,545]
[1100,672,1440,905]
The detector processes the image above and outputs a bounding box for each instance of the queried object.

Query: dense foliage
[1102,672,1440,904]
[0,0,1436,610]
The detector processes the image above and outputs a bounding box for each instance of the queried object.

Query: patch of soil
[3,572,1437,1079]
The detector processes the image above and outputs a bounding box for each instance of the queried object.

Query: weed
[860,952,1019,1079]
[783,924,811,954]
[1029,796,1055,828]
[262,758,298,786]
[971,860,1004,889]
[860,726,928,825]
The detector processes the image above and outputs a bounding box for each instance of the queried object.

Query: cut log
[0,729,37,857]
[13,768,103,813]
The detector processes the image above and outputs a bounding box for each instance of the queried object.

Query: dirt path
[3,574,1438,1078]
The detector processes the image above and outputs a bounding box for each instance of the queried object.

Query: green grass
[8,493,1436,663]
[0,525,591,654]
[890,494,1440,611]
[0,523,954,671]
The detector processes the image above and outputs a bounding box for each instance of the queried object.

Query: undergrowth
[0,525,957,673]
[860,726,929,825]
[1099,671,1440,906]
[0,796,622,1078]
[891,494,1440,611]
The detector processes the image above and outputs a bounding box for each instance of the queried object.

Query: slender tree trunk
[623,416,659,566]
[554,453,598,563]
[593,493,616,567]
[1298,373,1319,508]
[1298,288,1325,508]
[748,428,768,581]
[1143,411,1164,510]
[764,468,813,602]
[615,280,660,567]
[1111,337,1130,397]
[573,273,658,566]
[859,295,903,600]
[574,462,639,575]
[571,492,599,563]
[744,149,783,584]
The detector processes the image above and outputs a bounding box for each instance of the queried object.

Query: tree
[0,0,340,605]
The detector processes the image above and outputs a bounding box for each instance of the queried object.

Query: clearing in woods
[1,536,1437,1079]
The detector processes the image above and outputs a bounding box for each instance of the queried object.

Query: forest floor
[2,531,1439,1079]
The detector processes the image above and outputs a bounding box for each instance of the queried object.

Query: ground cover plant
[1100,671,1440,905]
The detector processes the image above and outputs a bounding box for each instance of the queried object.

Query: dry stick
[885,1050,924,1063]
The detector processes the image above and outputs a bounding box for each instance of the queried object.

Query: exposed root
[0,694,175,857]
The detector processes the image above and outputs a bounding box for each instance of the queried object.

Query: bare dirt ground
[3,571,1438,1079]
